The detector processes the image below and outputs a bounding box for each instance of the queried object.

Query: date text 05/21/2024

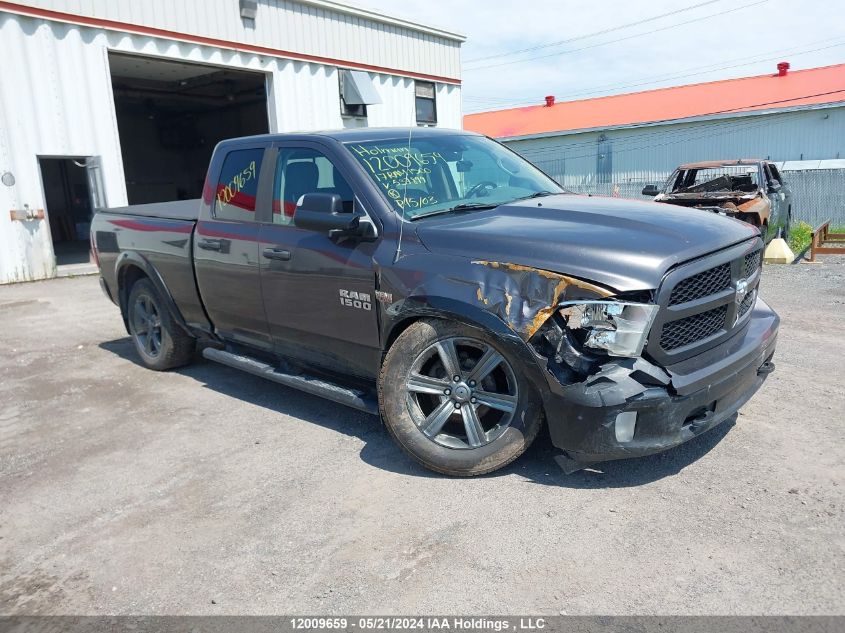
[289,617,548,631]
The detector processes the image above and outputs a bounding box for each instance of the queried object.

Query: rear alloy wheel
[132,293,163,359]
[379,319,542,476]
[127,279,195,371]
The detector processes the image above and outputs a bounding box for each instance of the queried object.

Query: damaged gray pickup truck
[643,159,792,243]
[91,128,779,476]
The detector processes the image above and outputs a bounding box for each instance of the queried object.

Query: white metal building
[0,0,465,284]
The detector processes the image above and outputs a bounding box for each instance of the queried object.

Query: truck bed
[91,204,210,332]
[99,199,200,222]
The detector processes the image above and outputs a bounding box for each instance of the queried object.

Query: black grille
[659,306,728,351]
[738,289,757,318]
[668,262,731,305]
[650,240,765,361]
[744,250,762,277]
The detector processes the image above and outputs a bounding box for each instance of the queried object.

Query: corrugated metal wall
[510,107,845,185]
[507,107,845,225]
[0,15,123,283]
[0,5,464,284]
[20,0,463,81]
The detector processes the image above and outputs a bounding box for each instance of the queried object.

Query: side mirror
[293,193,370,241]
[641,184,660,197]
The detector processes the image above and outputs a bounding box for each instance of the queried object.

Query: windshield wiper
[410,202,499,221]
[449,202,501,211]
[514,191,558,201]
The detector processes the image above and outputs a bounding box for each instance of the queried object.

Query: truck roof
[678,159,768,169]
[221,127,481,146]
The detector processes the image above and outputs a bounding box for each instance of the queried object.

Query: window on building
[273,148,355,225]
[415,81,437,126]
[213,147,264,221]
[340,69,381,119]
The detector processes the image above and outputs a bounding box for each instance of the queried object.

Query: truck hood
[414,194,758,292]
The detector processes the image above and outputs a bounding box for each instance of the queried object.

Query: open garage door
[109,53,269,205]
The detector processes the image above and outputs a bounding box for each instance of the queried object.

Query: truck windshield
[343,134,563,219]
[670,166,760,194]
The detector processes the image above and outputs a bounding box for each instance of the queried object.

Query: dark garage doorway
[109,53,269,205]
[39,157,94,267]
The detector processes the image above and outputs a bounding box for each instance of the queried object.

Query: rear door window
[213,148,264,221]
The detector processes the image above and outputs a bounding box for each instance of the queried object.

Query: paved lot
[1,260,843,615]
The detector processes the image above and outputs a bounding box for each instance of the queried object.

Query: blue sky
[361,0,845,113]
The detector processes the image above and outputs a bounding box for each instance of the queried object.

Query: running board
[202,347,379,416]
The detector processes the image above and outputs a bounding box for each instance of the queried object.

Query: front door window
[273,148,355,224]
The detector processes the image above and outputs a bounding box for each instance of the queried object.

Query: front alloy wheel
[406,337,519,449]
[379,319,543,476]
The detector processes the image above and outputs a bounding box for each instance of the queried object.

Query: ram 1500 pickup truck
[92,128,779,476]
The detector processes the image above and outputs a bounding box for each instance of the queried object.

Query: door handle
[197,238,224,251]
[262,247,291,261]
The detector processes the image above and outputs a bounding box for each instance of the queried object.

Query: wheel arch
[383,297,516,350]
[380,296,547,386]
[115,252,192,336]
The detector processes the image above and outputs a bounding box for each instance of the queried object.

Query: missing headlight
[559,301,659,358]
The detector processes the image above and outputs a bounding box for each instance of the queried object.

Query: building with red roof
[463,63,845,210]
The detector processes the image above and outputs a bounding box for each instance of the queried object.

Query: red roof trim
[0,1,461,85]
[465,63,845,138]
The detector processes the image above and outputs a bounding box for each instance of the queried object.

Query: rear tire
[379,319,543,476]
[127,278,195,371]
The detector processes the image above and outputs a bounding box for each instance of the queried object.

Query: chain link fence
[527,159,845,229]
[778,169,845,227]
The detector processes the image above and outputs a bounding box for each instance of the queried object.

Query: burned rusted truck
[643,160,792,242]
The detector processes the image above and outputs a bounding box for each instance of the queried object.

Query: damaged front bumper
[540,298,779,466]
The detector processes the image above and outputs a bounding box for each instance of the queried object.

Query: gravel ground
[0,258,843,615]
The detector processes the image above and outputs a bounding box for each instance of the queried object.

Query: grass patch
[789,221,813,254]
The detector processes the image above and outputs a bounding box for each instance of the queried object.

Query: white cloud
[358,0,845,112]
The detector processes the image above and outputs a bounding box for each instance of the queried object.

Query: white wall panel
[436,83,463,131]
[0,14,125,283]
[20,0,464,81]
[0,10,463,283]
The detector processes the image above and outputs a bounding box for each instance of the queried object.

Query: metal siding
[0,11,463,283]
[19,0,463,80]
[436,82,463,130]
[507,107,845,225]
[511,108,845,184]
[367,74,415,128]
[0,14,125,283]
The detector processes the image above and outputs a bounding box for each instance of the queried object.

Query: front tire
[127,278,195,371]
[379,319,543,476]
